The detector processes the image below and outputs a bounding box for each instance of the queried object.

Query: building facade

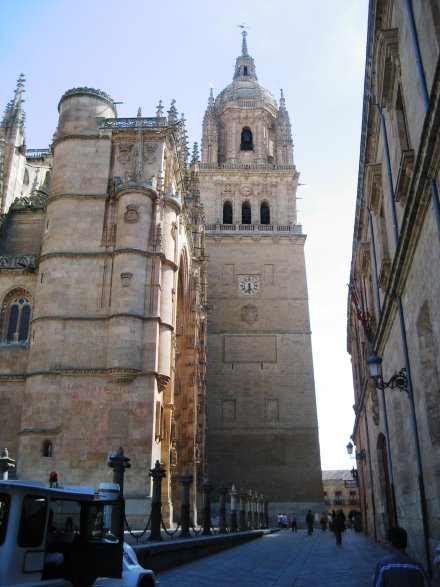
[0,32,323,525]
[198,32,323,518]
[0,83,207,525]
[348,0,440,576]
[322,470,360,523]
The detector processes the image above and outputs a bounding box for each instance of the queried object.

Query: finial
[191,142,200,163]
[279,88,286,109]
[156,100,164,118]
[238,19,249,54]
[137,107,142,118]
[167,99,178,123]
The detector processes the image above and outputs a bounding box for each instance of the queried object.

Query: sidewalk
[156,528,388,586]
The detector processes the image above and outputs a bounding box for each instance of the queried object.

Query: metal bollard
[149,460,166,541]
[0,448,15,480]
[229,484,238,532]
[179,471,193,538]
[202,475,213,535]
[218,485,228,533]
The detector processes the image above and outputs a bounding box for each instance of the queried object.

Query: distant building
[322,470,360,523]
[348,0,440,575]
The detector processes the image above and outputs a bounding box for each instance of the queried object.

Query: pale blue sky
[1,0,369,470]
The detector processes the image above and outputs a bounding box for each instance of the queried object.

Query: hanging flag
[348,279,373,341]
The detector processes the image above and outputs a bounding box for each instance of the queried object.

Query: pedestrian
[372,527,431,586]
[333,509,345,546]
[281,513,288,529]
[277,512,282,528]
[290,512,297,533]
[327,512,333,531]
[306,509,313,535]
[320,512,327,531]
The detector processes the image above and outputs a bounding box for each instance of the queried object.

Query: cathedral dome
[214,32,277,115]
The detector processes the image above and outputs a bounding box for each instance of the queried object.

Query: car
[0,480,157,587]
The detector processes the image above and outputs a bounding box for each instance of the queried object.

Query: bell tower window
[243,66,248,76]
[260,202,270,224]
[223,201,233,224]
[242,202,251,224]
[240,127,253,151]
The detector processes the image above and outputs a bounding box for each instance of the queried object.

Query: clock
[239,276,259,295]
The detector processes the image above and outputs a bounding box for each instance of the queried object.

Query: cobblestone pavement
[156,528,389,586]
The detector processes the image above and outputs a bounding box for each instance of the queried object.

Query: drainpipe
[373,98,431,577]
[405,0,440,242]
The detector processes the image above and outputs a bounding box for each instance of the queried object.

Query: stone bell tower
[196,31,323,517]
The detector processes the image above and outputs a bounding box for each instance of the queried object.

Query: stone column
[253,492,259,528]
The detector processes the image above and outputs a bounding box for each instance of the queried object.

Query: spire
[208,87,215,110]
[191,142,200,164]
[241,29,248,55]
[137,107,142,117]
[279,88,286,111]
[233,29,257,81]
[2,73,26,132]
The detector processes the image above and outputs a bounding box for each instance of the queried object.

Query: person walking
[320,512,327,531]
[333,509,345,546]
[290,512,297,533]
[305,509,313,535]
[372,527,431,586]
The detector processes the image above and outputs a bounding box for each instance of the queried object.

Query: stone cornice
[52,134,110,149]
[45,193,108,208]
[38,248,165,263]
[31,313,161,324]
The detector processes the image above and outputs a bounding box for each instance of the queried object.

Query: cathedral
[0,32,323,524]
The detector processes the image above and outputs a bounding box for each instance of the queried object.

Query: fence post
[202,475,213,535]
[179,471,193,538]
[0,448,15,480]
[149,460,166,541]
[218,485,228,533]
[229,484,238,532]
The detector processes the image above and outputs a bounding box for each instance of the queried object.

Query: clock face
[239,276,259,295]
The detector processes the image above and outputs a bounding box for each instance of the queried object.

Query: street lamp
[346,441,366,462]
[366,352,408,393]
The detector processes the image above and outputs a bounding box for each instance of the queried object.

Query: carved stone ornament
[242,304,258,323]
[117,142,133,164]
[121,272,133,287]
[240,185,253,197]
[371,387,380,426]
[144,142,158,164]
[156,373,170,392]
[124,204,140,224]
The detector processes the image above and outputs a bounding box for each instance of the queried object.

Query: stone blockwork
[0,86,207,526]
[348,0,440,574]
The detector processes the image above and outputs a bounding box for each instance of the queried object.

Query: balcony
[205,223,302,235]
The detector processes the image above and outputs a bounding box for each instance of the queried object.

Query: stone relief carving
[124,204,140,224]
[117,142,133,165]
[144,142,158,164]
[242,304,258,323]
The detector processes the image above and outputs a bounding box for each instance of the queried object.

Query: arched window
[242,202,251,224]
[240,127,253,151]
[243,66,248,76]
[43,440,53,457]
[1,290,32,344]
[260,202,270,224]
[223,201,233,224]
